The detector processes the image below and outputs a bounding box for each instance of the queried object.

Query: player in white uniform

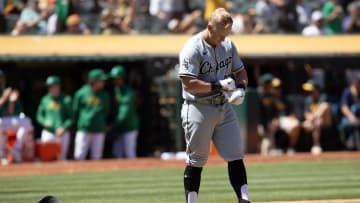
[178,8,250,203]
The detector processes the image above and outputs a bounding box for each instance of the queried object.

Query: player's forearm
[342,105,357,120]
[7,102,15,115]
[181,78,212,93]
[0,97,7,106]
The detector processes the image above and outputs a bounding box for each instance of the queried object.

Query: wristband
[211,81,222,91]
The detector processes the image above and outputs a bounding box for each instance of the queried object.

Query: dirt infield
[0,151,359,177]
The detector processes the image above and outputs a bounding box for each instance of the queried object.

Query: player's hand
[55,127,65,137]
[44,120,51,128]
[219,78,236,91]
[349,115,359,125]
[9,89,19,102]
[228,88,245,105]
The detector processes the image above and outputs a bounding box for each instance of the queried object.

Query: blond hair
[208,8,233,30]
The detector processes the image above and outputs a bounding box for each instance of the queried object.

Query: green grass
[1,160,360,203]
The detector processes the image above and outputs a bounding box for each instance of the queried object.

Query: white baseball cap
[311,11,323,22]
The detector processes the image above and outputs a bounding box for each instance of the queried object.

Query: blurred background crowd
[0,0,359,35]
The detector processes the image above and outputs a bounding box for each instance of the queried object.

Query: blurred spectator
[45,0,57,35]
[36,76,72,160]
[256,0,277,19]
[149,0,203,34]
[131,0,150,33]
[167,9,202,34]
[204,0,227,20]
[340,77,360,150]
[258,73,280,155]
[322,0,344,34]
[109,65,139,159]
[0,69,33,164]
[296,0,310,31]
[232,7,265,34]
[54,0,70,33]
[302,80,332,155]
[255,0,284,33]
[242,9,258,33]
[149,0,183,21]
[3,0,25,14]
[11,0,50,35]
[255,0,305,33]
[97,0,136,34]
[342,0,360,33]
[72,69,110,160]
[71,0,100,32]
[258,73,301,155]
[277,0,299,33]
[302,10,325,35]
[65,13,91,34]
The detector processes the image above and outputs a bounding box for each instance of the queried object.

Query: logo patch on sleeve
[182,58,190,70]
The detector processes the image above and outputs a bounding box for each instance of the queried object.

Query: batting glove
[218,78,236,91]
[228,88,245,105]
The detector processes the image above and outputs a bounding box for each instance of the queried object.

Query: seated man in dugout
[340,77,360,150]
[258,74,301,155]
[0,69,33,164]
[302,80,332,155]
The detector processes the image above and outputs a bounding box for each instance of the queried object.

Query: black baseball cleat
[239,199,250,203]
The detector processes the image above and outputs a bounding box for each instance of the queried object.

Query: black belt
[186,95,227,106]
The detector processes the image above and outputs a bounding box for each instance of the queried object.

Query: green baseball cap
[46,75,61,86]
[260,73,274,85]
[110,65,126,78]
[88,69,108,81]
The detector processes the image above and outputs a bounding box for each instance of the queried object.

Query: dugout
[0,35,359,157]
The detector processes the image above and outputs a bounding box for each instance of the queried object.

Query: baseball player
[178,8,250,203]
[109,65,139,159]
[72,69,110,160]
[36,75,72,160]
[0,69,33,163]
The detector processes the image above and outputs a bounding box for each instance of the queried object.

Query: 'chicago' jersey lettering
[200,56,233,75]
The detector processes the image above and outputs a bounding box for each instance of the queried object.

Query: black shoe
[239,200,250,203]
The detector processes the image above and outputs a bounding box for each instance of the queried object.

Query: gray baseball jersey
[178,32,245,167]
[178,32,244,100]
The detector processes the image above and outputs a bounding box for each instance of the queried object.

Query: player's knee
[188,153,208,167]
[222,152,244,163]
